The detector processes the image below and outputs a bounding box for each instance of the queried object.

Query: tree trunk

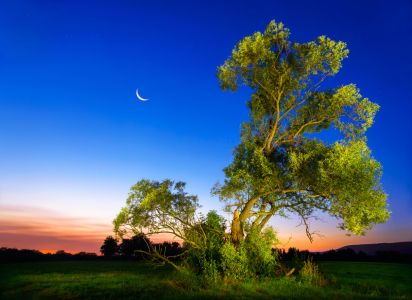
[231,209,243,246]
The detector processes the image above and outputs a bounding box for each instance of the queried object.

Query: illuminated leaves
[113,179,200,241]
[214,20,390,239]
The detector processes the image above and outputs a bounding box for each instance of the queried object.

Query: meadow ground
[0,260,411,300]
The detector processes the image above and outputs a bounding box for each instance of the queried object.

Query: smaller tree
[113,179,202,270]
[100,236,119,257]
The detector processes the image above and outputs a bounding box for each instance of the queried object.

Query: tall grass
[298,256,328,286]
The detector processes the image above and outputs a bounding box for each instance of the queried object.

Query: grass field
[1,260,411,299]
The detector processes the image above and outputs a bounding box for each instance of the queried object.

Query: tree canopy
[113,179,200,240]
[212,20,390,243]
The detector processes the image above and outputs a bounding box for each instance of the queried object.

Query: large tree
[112,21,390,273]
[212,20,390,244]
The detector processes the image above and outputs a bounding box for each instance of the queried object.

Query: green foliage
[298,256,326,286]
[291,248,309,274]
[199,253,219,282]
[213,20,390,241]
[183,216,281,282]
[113,179,200,245]
[219,226,280,280]
[220,241,250,280]
[182,210,226,279]
[243,226,280,277]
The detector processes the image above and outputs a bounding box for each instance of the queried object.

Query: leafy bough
[113,179,227,270]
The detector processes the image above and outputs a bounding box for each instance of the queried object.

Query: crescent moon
[136,89,149,101]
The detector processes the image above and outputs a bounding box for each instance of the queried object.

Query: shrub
[182,211,282,282]
[220,241,250,280]
[182,210,226,279]
[244,226,280,277]
[299,256,327,286]
[292,248,309,273]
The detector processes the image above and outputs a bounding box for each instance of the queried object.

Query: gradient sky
[1,0,411,254]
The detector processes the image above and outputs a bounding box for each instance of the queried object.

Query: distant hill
[335,242,412,256]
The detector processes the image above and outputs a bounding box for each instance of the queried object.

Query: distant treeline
[99,235,183,260]
[0,235,182,263]
[0,248,99,263]
[2,236,411,264]
[278,247,412,264]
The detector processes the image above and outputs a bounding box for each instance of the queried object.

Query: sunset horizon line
[3,239,411,257]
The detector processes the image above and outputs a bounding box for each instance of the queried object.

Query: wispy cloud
[0,204,180,253]
[0,204,114,253]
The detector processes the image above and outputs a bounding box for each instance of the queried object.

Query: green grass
[0,260,411,299]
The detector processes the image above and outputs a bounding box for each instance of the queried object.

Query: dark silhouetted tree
[100,236,119,257]
[119,238,134,257]
[119,235,152,259]
[357,250,370,262]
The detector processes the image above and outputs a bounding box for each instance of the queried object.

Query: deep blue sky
[0,0,411,253]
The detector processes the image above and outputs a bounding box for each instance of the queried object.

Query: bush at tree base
[181,210,283,281]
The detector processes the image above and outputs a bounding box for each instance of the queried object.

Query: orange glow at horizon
[0,204,114,254]
[39,250,73,254]
[0,204,187,254]
[1,204,408,254]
